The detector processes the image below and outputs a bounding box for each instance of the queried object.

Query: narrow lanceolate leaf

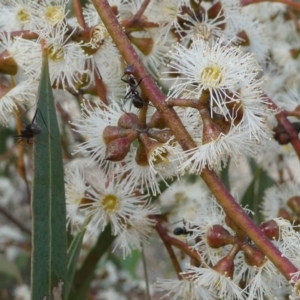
[31,53,67,300]
[65,219,89,299]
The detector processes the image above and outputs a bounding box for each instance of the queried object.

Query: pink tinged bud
[259,220,279,240]
[241,244,266,267]
[287,196,300,214]
[213,245,240,279]
[213,254,234,279]
[105,138,132,161]
[0,50,18,75]
[147,128,173,143]
[102,126,135,144]
[118,113,139,129]
[206,225,235,248]
[105,132,137,161]
[199,108,222,144]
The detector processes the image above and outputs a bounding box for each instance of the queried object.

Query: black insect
[14,107,43,144]
[121,64,146,109]
[173,226,193,236]
[173,219,194,236]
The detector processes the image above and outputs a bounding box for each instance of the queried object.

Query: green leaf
[119,250,140,279]
[68,225,114,300]
[65,220,89,299]
[31,54,67,300]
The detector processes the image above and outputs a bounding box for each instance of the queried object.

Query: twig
[72,0,87,29]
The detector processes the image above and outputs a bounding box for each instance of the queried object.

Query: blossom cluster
[0,0,300,299]
[156,180,300,300]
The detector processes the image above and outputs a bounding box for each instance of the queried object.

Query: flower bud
[213,253,235,279]
[0,50,18,75]
[199,108,222,144]
[105,138,132,161]
[287,196,300,214]
[118,113,139,129]
[259,220,279,240]
[206,224,234,248]
[135,140,149,166]
[241,244,266,267]
[102,126,134,144]
[105,132,137,161]
[147,128,173,143]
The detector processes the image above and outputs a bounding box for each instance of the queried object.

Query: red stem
[72,0,87,29]
[154,219,183,278]
[91,0,300,282]
[153,217,202,271]
[133,0,151,21]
